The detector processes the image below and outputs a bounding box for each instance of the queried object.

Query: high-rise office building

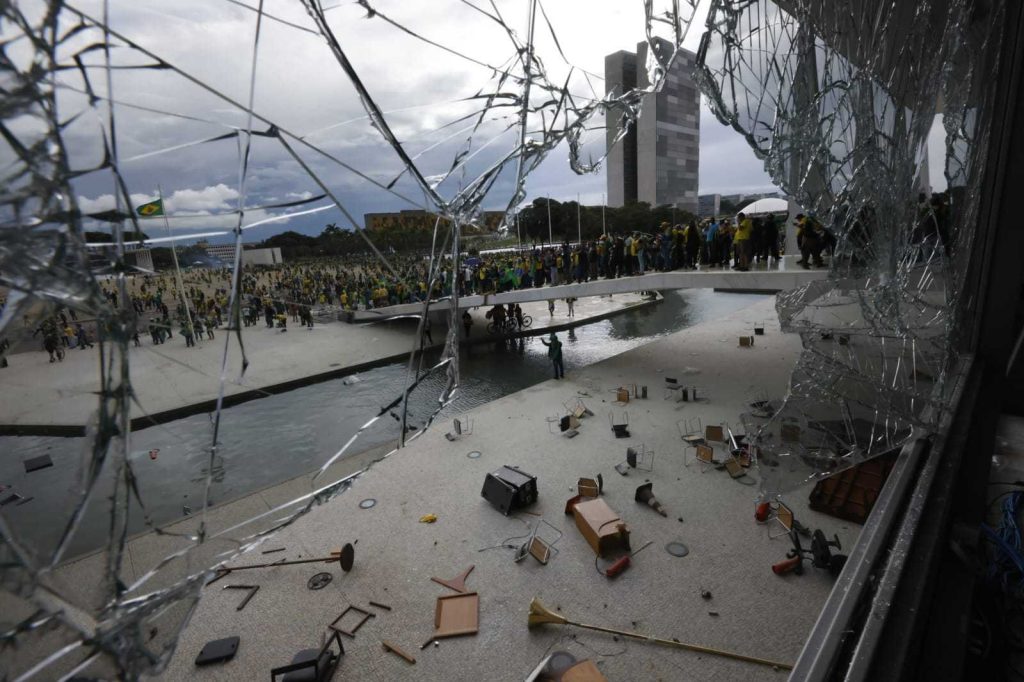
[605,40,700,214]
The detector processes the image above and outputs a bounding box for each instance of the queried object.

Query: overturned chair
[445,416,474,441]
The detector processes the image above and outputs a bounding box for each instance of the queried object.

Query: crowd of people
[2,211,836,364]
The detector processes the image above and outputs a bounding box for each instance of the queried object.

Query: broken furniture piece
[685,443,717,472]
[431,565,475,593]
[615,387,630,403]
[625,444,654,472]
[768,501,796,539]
[381,640,416,664]
[329,604,375,638]
[705,424,727,448]
[563,396,594,420]
[572,498,630,556]
[634,482,668,517]
[433,592,479,639]
[195,636,240,666]
[481,465,538,515]
[513,518,563,565]
[559,413,581,437]
[608,410,630,438]
[23,455,53,473]
[678,417,704,445]
[528,599,793,671]
[213,543,355,582]
[270,630,344,681]
[223,584,259,611]
[773,528,848,577]
[444,416,474,441]
[577,475,603,498]
[664,376,684,400]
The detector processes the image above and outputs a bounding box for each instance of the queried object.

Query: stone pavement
[130,296,853,682]
[0,293,653,434]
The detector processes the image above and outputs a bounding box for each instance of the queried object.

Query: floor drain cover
[665,542,689,557]
[359,498,376,509]
[307,572,333,590]
[467,451,482,459]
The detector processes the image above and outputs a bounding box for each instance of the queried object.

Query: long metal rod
[224,555,338,571]
[563,618,792,671]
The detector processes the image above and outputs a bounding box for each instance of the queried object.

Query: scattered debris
[467,450,482,459]
[634,483,668,517]
[445,416,474,441]
[223,585,259,611]
[625,444,654,472]
[700,589,713,600]
[359,498,377,509]
[739,335,754,347]
[773,529,847,577]
[608,410,630,438]
[195,636,239,666]
[613,463,630,476]
[261,547,286,555]
[368,601,392,611]
[431,565,475,593]
[528,599,793,670]
[381,639,416,664]
[709,611,720,617]
[597,540,654,578]
[419,514,438,524]
[0,494,23,506]
[481,465,537,515]
[577,476,602,498]
[307,573,333,591]
[218,543,355,579]
[329,605,375,638]
[270,631,344,680]
[572,498,630,556]
[434,592,479,639]
[23,455,53,473]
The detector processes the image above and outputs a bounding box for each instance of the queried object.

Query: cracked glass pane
[0,1,698,677]
[695,0,1006,496]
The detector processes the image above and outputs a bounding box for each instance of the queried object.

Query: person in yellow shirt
[734,212,753,270]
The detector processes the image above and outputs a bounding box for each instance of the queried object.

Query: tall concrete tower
[605,40,700,214]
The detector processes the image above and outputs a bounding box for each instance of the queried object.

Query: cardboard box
[572,498,630,556]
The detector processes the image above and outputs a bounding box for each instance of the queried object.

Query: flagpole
[602,193,606,235]
[158,186,195,344]
[546,196,552,245]
[576,193,581,245]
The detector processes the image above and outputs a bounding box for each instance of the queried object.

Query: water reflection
[0,290,766,558]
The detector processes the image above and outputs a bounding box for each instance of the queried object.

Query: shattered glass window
[0,1,700,677]
[695,0,1006,496]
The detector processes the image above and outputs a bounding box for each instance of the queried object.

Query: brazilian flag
[135,199,164,217]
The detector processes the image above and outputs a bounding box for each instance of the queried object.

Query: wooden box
[572,498,630,557]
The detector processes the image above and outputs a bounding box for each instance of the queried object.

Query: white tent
[736,197,789,216]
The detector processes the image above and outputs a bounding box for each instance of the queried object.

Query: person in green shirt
[540,332,564,379]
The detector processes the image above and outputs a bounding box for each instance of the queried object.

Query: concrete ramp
[351,257,827,321]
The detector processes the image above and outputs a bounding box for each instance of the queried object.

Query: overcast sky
[27,0,947,243]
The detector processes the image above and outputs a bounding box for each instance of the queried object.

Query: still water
[1,289,767,559]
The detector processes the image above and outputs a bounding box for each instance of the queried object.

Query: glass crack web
[0,0,698,677]
[694,0,1005,497]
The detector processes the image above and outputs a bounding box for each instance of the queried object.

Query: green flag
[135,199,164,217]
